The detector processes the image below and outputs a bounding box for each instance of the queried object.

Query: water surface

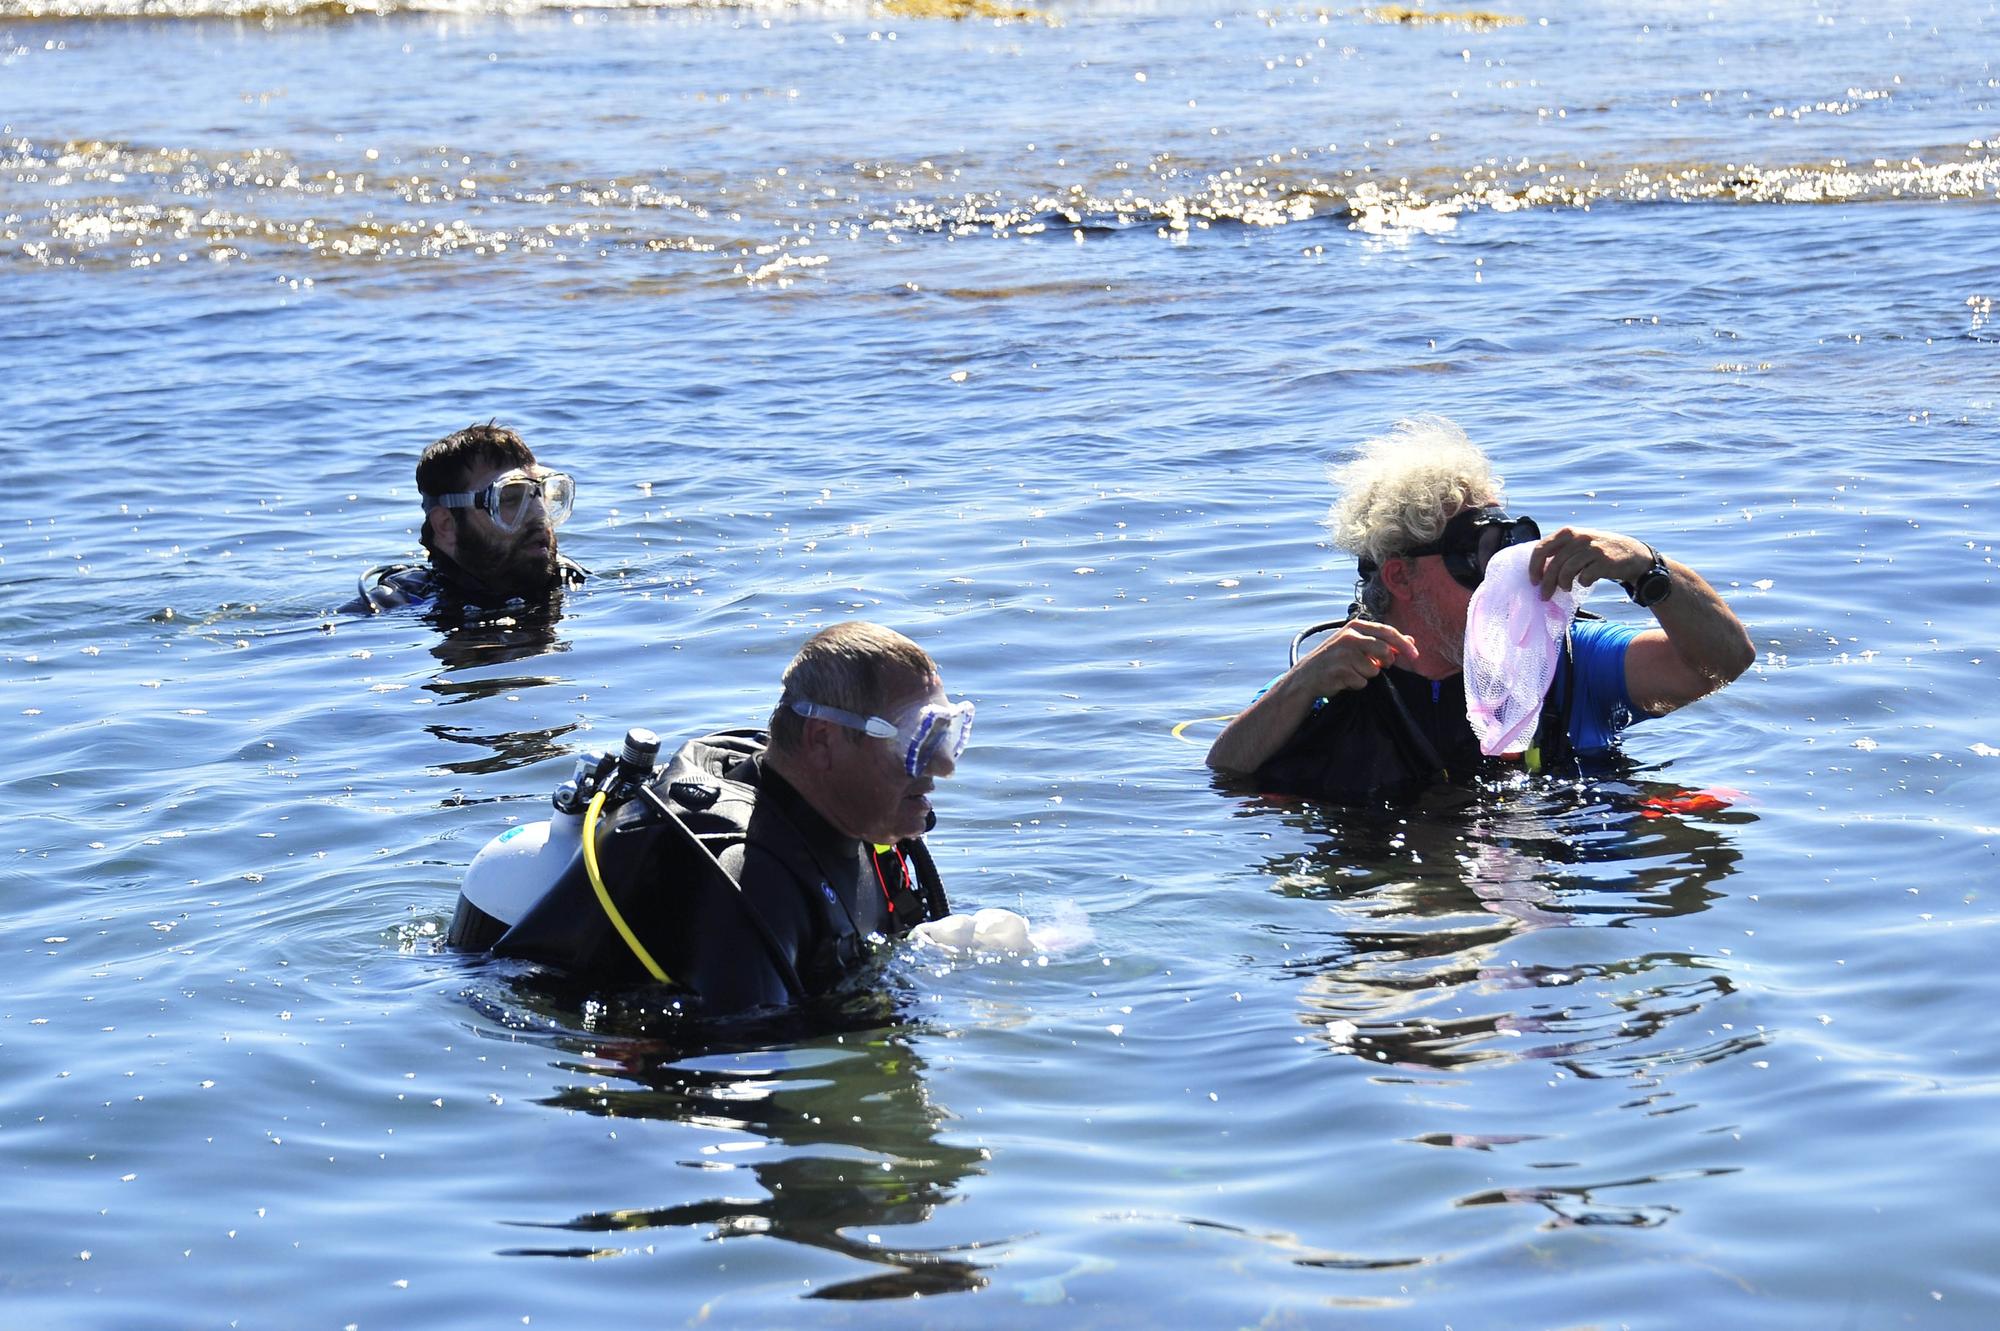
[3,1,1998,1326]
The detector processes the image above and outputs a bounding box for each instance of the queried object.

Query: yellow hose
[583,789,672,984]
[1170,713,1237,743]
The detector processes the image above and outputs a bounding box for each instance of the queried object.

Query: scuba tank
[446,728,661,951]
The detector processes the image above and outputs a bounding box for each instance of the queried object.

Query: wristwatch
[1622,546,1673,608]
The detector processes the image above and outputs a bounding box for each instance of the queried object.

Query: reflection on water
[1249,777,1761,1230]
[1458,1165,1742,1232]
[423,716,582,778]
[475,986,994,1298]
[7,130,1997,283]
[1258,775,1754,1072]
[419,597,574,673]
[417,601,581,777]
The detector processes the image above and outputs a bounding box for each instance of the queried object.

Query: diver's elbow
[1720,634,1757,684]
[1205,734,1251,775]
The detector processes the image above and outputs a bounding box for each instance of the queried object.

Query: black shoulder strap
[1374,673,1451,781]
[1527,622,1580,773]
[629,784,808,1002]
[1290,613,1360,669]
[1291,612,1449,777]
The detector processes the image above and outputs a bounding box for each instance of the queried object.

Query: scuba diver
[344,421,587,616]
[1205,416,1755,802]
[450,621,971,1015]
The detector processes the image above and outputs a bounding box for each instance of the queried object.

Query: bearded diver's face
[448,461,564,600]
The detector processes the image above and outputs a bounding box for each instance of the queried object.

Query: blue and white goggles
[790,696,974,776]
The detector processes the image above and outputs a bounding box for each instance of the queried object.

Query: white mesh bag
[1463,542,1591,757]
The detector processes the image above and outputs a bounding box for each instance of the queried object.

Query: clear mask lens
[899,701,974,776]
[486,471,574,531]
[789,696,974,776]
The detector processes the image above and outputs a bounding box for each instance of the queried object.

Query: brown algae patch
[1362,5,1524,27]
[879,0,1057,23]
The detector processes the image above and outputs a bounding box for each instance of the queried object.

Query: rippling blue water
[3,1,1998,1325]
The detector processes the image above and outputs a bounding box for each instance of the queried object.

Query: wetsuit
[341,553,588,616]
[1250,617,1642,802]
[490,730,948,1015]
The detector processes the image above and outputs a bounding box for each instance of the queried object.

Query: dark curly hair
[415,421,536,500]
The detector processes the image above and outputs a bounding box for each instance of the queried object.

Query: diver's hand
[1528,527,1652,599]
[1208,618,1420,774]
[1296,619,1420,693]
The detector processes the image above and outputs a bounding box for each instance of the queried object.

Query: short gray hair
[1326,416,1503,614]
[768,621,938,754]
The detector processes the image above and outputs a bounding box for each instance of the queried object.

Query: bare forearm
[1208,620,1421,774]
[1534,528,1754,713]
[1206,672,1320,774]
[1635,557,1756,708]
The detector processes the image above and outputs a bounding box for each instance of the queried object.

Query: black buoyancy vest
[1250,620,1582,803]
[492,730,948,1007]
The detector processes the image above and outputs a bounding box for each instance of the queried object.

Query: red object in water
[1638,787,1744,818]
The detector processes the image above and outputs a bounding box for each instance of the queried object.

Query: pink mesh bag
[1463,543,1591,757]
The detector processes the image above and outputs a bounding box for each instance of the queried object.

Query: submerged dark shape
[880,0,1053,21]
[1362,4,1523,28]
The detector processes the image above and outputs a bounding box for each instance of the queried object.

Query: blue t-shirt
[1565,616,1642,752]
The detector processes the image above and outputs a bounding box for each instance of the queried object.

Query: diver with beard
[1205,416,1755,802]
[345,421,586,616]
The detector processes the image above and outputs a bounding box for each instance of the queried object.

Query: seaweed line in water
[879,0,1056,23]
[1362,4,1524,28]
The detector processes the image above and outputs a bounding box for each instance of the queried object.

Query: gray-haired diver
[450,621,973,1015]
[1206,416,1755,802]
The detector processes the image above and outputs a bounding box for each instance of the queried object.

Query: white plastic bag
[1463,542,1590,757]
[910,907,1035,954]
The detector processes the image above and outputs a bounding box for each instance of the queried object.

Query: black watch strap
[1622,546,1672,608]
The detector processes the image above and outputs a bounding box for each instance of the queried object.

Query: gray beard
[1412,595,1465,670]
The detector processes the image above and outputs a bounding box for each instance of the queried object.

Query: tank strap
[1525,623,1581,774]
[631,784,808,1002]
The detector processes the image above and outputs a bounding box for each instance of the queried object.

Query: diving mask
[1403,505,1541,591]
[791,696,975,777]
[424,468,575,532]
